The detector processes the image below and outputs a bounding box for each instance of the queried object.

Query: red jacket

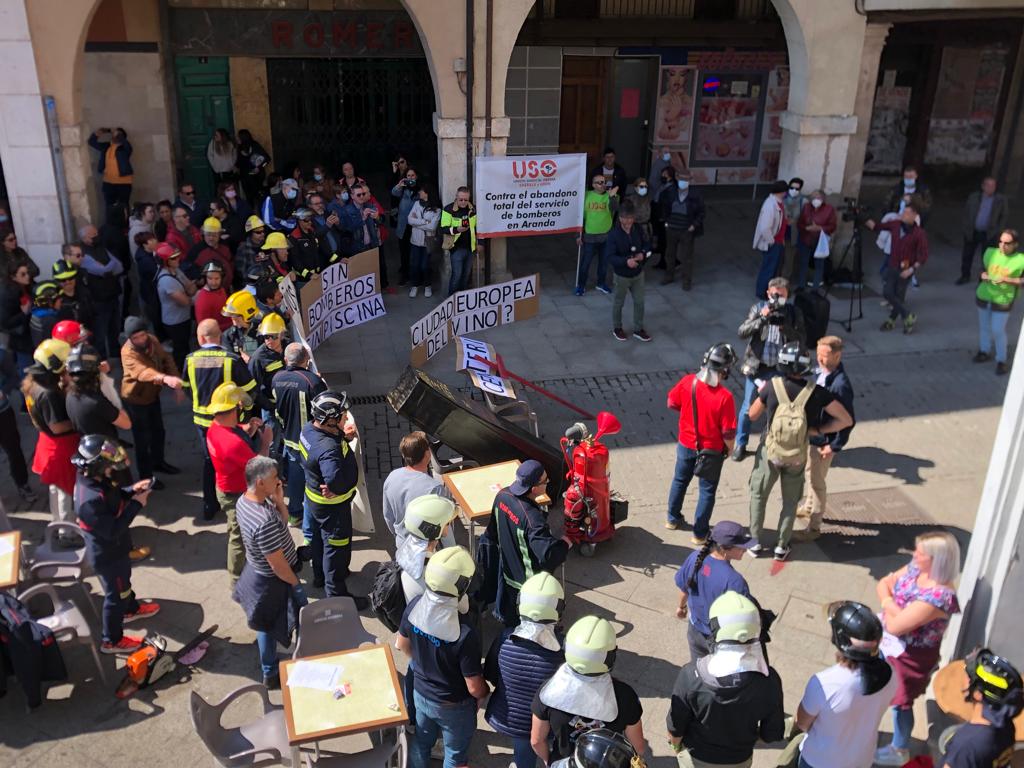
[190,243,235,287]
[194,286,230,331]
[165,225,201,258]
[876,219,929,271]
[797,202,838,248]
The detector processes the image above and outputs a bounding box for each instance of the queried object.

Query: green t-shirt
[976,247,1024,308]
[583,190,613,235]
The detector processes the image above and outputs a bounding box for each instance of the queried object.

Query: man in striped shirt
[233,455,306,689]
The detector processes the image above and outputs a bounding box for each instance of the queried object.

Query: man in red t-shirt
[206,382,271,582]
[193,261,230,331]
[665,343,738,544]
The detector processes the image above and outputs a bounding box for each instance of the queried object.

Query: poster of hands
[654,66,697,144]
[691,73,765,166]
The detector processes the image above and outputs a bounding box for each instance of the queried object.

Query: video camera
[766,294,788,325]
[840,197,871,224]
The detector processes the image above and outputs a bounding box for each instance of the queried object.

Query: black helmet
[33,281,61,308]
[966,648,1024,709]
[702,342,736,374]
[71,435,130,478]
[311,390,349,423]
[776,340,812,377]
[572,728,641,768]
[65,343,102,377]
[828,601,883,662]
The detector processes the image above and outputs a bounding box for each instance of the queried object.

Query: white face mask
[678,180,689,191]
[662,152,671,162]
[788,188,799,198]
[339,192,350,202]
[636,187,648,197]
[811,198,823,209]
[904,177,916,187]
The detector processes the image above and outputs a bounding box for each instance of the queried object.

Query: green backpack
[765,378,814,466]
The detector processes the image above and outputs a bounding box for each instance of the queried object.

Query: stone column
[842,23,892,200]
[778,112,858,194]
[0,0,69,267]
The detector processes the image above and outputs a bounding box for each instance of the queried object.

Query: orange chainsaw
[115,625,217,699]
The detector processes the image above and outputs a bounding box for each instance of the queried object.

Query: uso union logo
[511,159,558,180]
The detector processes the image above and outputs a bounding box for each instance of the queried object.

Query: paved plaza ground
[1,188,1018,767]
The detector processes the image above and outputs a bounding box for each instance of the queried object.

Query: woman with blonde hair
[873,531,961,765]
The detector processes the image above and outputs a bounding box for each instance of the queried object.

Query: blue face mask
[677,180,689,191]
[313,173,323,181]
[284,188,297,200]
[340,192,350,203]
[0,215,7,224]
[662,153,671,162]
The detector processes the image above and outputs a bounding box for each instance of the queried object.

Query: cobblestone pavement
[0,197,1014,767]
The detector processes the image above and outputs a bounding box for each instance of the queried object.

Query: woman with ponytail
[674,520,755,660]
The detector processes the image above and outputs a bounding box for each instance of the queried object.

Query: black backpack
[370,560,407,632]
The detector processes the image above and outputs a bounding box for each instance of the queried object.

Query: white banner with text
[474,154,587,238]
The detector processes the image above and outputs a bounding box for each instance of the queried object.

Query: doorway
[266,58,436,183]
[174,56,233,201]
[559,56,608,165]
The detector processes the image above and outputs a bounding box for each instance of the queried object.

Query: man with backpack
[745,341,853,561]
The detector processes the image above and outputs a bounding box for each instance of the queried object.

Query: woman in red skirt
[874,531,961,765]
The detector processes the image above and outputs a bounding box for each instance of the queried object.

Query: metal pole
[43,96,75,241]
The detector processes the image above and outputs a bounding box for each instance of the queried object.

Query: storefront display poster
[654,66,697,145]
[691,72,765,167]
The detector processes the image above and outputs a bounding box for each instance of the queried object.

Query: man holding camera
[865,204,929,334]
[733,277,805,462]
[606,202,653,342]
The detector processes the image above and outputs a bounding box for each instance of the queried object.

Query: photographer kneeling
[733,278,805,462]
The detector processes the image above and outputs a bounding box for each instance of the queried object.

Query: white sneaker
[747,543,764,558]
[408,287,418,297]
[424,286,432,298]
[874,744,910,766]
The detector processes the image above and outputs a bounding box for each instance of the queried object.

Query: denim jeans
[255,631,278,678]
[735,372,778,449]
[978,303,1011,363]
[410,690,477,768]
[882,266,911,320]
[448,248,472,295]
[795,242,826,290]
[798,758,813,768]
[282,446,306,521]
[666,443,720,539]
[891,706,914,750]
[410,244,431,287]
[577,240,610,290]
[755,243,784,297]
[94,557,139,644]
[512,737,537,768]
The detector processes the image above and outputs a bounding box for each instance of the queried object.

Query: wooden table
[0,530,21,591]
[279,644,407,749]
[442,460,551,553]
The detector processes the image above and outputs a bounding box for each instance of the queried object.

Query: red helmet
[155,243,182,263]
[52,319,90,345]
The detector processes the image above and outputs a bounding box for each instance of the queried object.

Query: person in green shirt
[974,228,1024,375]
[575,173,619,296]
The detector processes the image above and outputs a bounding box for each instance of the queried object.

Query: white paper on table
[287,661,344,691]
[0,538,14,556]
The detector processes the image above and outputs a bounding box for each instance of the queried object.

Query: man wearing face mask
[752,180,789,298]
[657,168,705,289]
[261,177,299,232]
[733,277,805,462]
[88,127,134,209]
[782,178,806,280]
[885,165,933,224]
[865,204,929,334]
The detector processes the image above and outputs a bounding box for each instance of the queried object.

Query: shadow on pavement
[833,446,936,485]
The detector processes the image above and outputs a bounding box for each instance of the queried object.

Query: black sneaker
[973,351,992,363]
[263,673,281,691]
[730,444,747,462]
[996,362,1009,376]
[633,329,652,342]
[612,328,627,341]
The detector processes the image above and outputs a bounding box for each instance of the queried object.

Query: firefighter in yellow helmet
[221,289,261,364]
[236,214,268,285]
[248,311,288,445]
[533,616,646,765]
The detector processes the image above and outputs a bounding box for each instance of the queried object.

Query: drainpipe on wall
[465,0,474,194]
[43,96,75,241]
[483,0,493,284]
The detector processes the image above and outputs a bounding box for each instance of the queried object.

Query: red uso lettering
[512,159,558,180]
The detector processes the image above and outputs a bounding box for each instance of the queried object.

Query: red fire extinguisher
[560,411,625,556]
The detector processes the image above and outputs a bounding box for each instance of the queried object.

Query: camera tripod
[827,223,865,332]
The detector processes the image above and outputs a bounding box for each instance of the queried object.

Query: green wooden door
[175,56,234,201]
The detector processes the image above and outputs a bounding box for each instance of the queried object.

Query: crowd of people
[1,132,1021,768]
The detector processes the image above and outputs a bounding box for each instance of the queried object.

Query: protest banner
[455,336,515,399]
[279,275,301,320]
[475,153,587,238]
[299,248,386,350]
[410,273,540,366]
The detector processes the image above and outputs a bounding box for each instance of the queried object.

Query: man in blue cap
[492,460,572,626]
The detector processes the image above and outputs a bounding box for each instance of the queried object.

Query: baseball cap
[711,520,756,549]
[509,460,546,496]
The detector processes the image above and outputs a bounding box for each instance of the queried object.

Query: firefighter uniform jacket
[273,366,327,452]
[74,473,142,567]
[248,343,284,406]
[288,226,338,278]
[222,321,261,363]
[182,343,257,427]
[492,488,568,590]
[299,422,358,527]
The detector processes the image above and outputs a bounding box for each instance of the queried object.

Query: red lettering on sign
[394,20,415,49]
[332,21,357,49]
[512,159,558,180]
[303,22,324,48]
[271,21,294,48]
[366,22,384,50]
